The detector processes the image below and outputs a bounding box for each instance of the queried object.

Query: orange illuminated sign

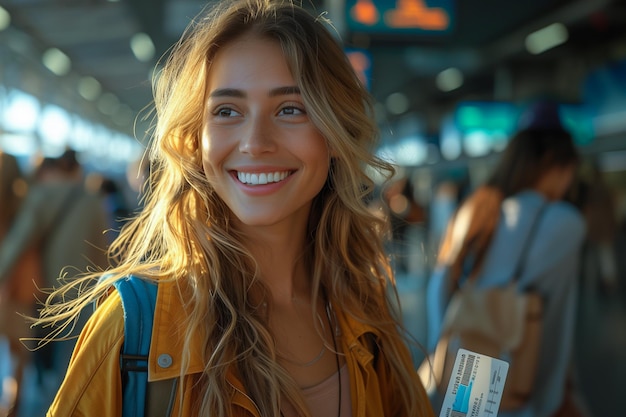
[346,48,372,89]
[347,0,453,34]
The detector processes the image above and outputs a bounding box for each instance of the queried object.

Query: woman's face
[201,37,330,230]
[540,163,577,200]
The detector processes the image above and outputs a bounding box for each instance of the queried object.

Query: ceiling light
[436,67,463,92]
[395,137,428,166]
[112,104,135,127]
[42,48,71,76]
[78,76,102,101]
[525,23,568,55]
[130,32,155,62]
[97,92,120,115]
[0,6,10,31]
[385,92,409,115]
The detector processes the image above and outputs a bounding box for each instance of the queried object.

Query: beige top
[281,363,352,417]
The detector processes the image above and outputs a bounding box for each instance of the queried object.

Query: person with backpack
[426,101,587,417]
[0,150,110,415]
[34,1,435,416]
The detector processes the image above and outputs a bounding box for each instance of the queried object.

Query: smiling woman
[34,1,435,417]
[202,35,330,229]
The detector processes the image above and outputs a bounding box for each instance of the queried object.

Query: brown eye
[213,106,241,117]
[279,106,305,116]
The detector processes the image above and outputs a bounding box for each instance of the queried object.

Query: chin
[232,212,282,227]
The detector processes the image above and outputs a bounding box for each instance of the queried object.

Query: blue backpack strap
[114,275,158,417]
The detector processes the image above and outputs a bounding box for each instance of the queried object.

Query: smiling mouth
[236,170,292,185]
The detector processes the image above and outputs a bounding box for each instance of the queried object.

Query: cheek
[200,129,222,183]
[562,172,575,193]
[560,167,574,186]
[555,169,575,199]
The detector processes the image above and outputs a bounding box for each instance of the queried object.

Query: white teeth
[237,171,289,185]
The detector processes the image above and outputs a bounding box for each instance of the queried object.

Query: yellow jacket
[47,279,434,417]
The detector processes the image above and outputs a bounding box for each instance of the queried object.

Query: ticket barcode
[461,354,475,385]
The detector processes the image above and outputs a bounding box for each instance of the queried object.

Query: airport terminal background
[1,0,626,416]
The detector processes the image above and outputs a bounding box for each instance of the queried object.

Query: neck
[240,223,311,305]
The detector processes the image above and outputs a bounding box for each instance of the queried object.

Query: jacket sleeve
[47,292,125,417]
[372,337,435,417]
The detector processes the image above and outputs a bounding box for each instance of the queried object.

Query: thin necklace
[277,311,328,367]
[280,302,342,417]
[279,343,327,367]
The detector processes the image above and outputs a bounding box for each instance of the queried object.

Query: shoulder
[544,199,584,223]
[497,192,586,274]
[47,292,125,415]
[540,200,586,245]
[504,191,585,237]
[72,187,106,209]
[23,183,85,212]
[512,194,586,282]
[73,291,125,362]
[65,292,125,375]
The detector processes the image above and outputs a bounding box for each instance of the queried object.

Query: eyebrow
[209,86,301,98]
[269,86,300,97]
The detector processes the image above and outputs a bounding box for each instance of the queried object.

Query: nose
[238,116,277,155]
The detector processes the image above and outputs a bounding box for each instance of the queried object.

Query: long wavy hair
[437,125,580,285]
[35,1,428,416]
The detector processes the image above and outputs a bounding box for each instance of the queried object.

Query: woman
[0,150,29,417]
[426,102,586,417]
[36,1,434,416]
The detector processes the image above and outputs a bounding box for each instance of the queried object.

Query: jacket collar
[148,279,206,381]
[149,280,381,380]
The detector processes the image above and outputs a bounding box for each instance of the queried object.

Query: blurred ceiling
[2,0,626,134]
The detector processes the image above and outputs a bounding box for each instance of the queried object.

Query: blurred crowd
[0,148,141,416]
[0,102,625,417]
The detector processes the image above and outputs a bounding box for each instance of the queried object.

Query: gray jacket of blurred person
[0,180,109,292]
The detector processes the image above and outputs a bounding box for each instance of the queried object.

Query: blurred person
[0,150,29,416]
[580,163,620,297]
[427,179,460,270]
[0,151,26,238]
[426,101,587,417]
[85,173,132,245]
[0,149,109,415]
[125,154,151,208]
[99,177,132,244]
[382,175,425,275]
[34,1,435,416]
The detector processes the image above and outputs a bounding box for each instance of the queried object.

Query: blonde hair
[36,1,427,416]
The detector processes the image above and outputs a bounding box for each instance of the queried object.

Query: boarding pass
[439,349,509,417]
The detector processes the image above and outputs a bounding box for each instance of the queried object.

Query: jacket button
[157,353,173,368]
